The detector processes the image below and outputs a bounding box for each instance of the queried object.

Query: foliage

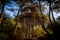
[56,16,60,24]
[34,25,47,37]
[0,14,15,40]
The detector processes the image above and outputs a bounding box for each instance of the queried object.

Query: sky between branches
[0,0,60,18]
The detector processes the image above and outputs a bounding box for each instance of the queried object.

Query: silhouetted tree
[13,0,25,40]
[38,0,50,35]
[0,0,9,23]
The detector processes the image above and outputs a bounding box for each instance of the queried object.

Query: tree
[0,14,15,40]
[0,0,9,23]
[38,0,51,35]
[19,2,49,38]
[13,0,26,40]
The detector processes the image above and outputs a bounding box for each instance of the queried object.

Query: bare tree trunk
[13,0,25,40]
[13,8,20,40]
[39,1,50,35]
[0,0,7,23]
[49,2,53,25]
[51,6,56,24]
[0,4,4,23]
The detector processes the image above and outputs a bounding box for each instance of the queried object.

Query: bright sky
[0,0,60,18]
[41,1,60,19]
[4,0,19,18]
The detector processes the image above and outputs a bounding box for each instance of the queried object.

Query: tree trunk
[51,6,56,24]
[13,9,20,40]
[39,1,50,35]
[49,2,53,25]
[0,4,4,23]
[13,0,25,40]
